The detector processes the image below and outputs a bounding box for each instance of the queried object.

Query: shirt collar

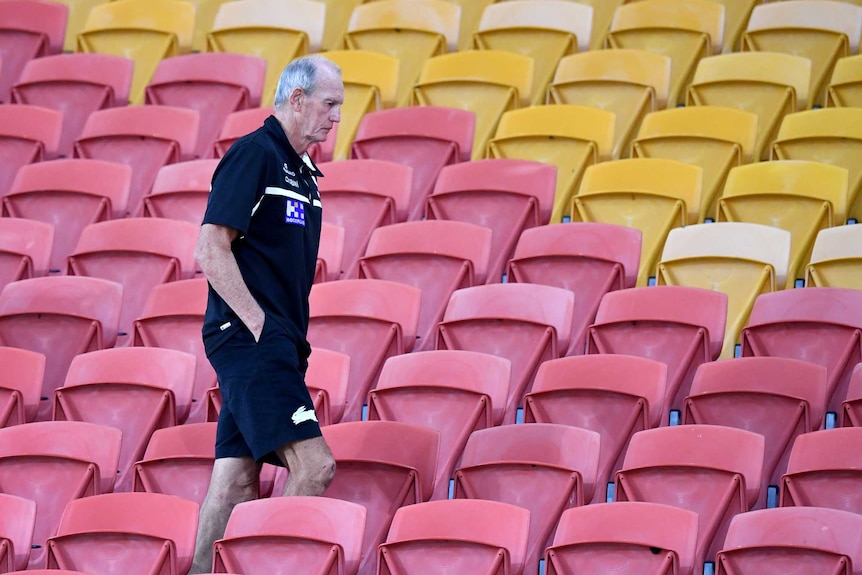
[264,115,325,178]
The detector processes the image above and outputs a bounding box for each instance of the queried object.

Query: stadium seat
[548,49,671,159]
[573,158,702,286]
[607,0,725,108]
[426,158,557,283]
[45,492,198,575]
[315,159,412,279]
[524,354,668,503]
[586,285,728,424]
[377,499,531,575]
[842,363,862,427]
[5,159,131,274]
[315,222,345,284]
[615,425,765,568]
[368,350,511,500]
[0,276,122,420]
[658,222,791,359]
[307,279,421,422]
[436,283,575,424]
[486,105,615,224]
[0,104,62,196]
[358,220,492,352]
[0,493,36,573]
[827,53,862,107]
[143,159,218,224]
[77,0,194,105]
[684,357,829,508]
[631,106,758,222]
[0,218,53,291]
[0,346,43,429]
[545,502,699,575]
[211,106,272,158]
[11,54,133,158]
[0,421,121,568]
[687,52,811,160]
[349,107,474,222]
[214,497,367,575]
[453,423,600,572]
[741,287,862,417]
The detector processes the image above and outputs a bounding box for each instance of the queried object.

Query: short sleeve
[202,140,268,235]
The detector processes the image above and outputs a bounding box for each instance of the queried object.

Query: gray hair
[273,55,341,110]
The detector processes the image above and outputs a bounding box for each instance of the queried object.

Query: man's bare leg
[277,435,336,496]
[189,456,260,574]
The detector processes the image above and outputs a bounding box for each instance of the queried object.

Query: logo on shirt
[283,162,296,177]
[292,405,318,425]
[286,199,306,226]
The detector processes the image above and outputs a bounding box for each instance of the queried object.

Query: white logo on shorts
[291,405,318,425]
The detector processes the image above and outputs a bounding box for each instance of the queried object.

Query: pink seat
[143,159,218,224]
[0,104,62,196]
[212,106,272,158]
[315,222,345,283]
[0,217,53,289]
[0,346,44,427]
[842,363,862,427]
[0,493,36,573]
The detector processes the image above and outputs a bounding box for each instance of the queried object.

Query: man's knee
[206,458,260,505]
[278,436,337,495]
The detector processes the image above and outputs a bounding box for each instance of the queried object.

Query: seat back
[144,158,218,223]
[0,0,67,102]
[828,52,862,107]
[0,104,62,196]
[0,218,53,289]
[0,492,37,572]
[0,346,44,426]
[212,106,272,158]
[807,224,862,288]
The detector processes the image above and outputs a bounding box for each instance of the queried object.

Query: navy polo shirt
[201,115,323,358]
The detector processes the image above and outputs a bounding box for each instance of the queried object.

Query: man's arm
[195,223,265,341]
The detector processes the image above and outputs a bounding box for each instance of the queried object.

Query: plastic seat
[0,493,36,573]
[378,499,531,575]
[11,53,133,158]
[349,107,474,222]
[607,0,725,108]
[307,279,420,422]
[207,0,324,107]
[322,420,439,575]
[545,502,699,575]
[0,276,122,421]
[506,223,641,356]
[741,287,862,416]
[453,423,601,572]
[73,105,200,216]
[77,0,195,105]
[214,497,367,575]
[658,223,791,359]
[315,159,413,279]
[344,0,460,107]
[0,218,53,291]
[827,53,862,107]
[586,286,728,424]
[212,106,272,158]
[473,0,593,106]
[718,161,849,289]
[548,49,671,160]
[772,108,862,224]
[0,421,121,569]
[315,222,345,284]
[684,357,829,508]
[688,52,811,161]
[368,350,511,500]
[0,0,67,104]
[524,354,668,503]
[55,346,196,492]
[0,346,44,428]
[486,105,615,224]
[573,158,703,286]
[715,506,862,575]
[5,159,132,274]
[842,364,862,427]
[615,425,765,568]
[427,159,557,284]
[145,52,266,159]
[412,50,534,161]
[0,104,62,197]
[143,159,218,224]
[742,0,862,108]
[45,492,198,575]
[631,106,758,222]
[436,283,575,425]
[359,220,490,352]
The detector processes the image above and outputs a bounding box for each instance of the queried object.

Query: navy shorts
[205,315,322,467]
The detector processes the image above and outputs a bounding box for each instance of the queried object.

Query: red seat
[0,493,36,573]
[0,346,44,427]
[143,159,218,224]
[0,217,53,289]
[842,363,862,427]
[315,222,345,283]
[212,106,272,158]
[0,104,62,196]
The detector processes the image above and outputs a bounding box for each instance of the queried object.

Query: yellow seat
[179,0,232,53]
[606,0,725,108]
[53,0,109,53]
[324,50,399,161]
[711,0,764,54]
[446,0,497,52]
[805,225,862,288]
[569,0,628,50]
[77,0,194,105]
[687,52,810,161]
[827,54,862,107]
[314,0,367,51]
[486,105,615,224]
[572,158,702,286]
[742,0,862,108]
[207,0,325,107]
[657,222,791,359]
[772,107,862,224]
[631,106,758,222]
[412,50,533,161]
[717,160,849,290]
[548,49,671,160]
[345,0,460,107]
[473,0,592,105]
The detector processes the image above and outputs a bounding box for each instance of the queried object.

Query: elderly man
[190,54,343,573]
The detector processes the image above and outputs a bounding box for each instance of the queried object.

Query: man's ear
[289,87,303,111]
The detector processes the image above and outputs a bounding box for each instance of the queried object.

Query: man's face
[300,69,344,145]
